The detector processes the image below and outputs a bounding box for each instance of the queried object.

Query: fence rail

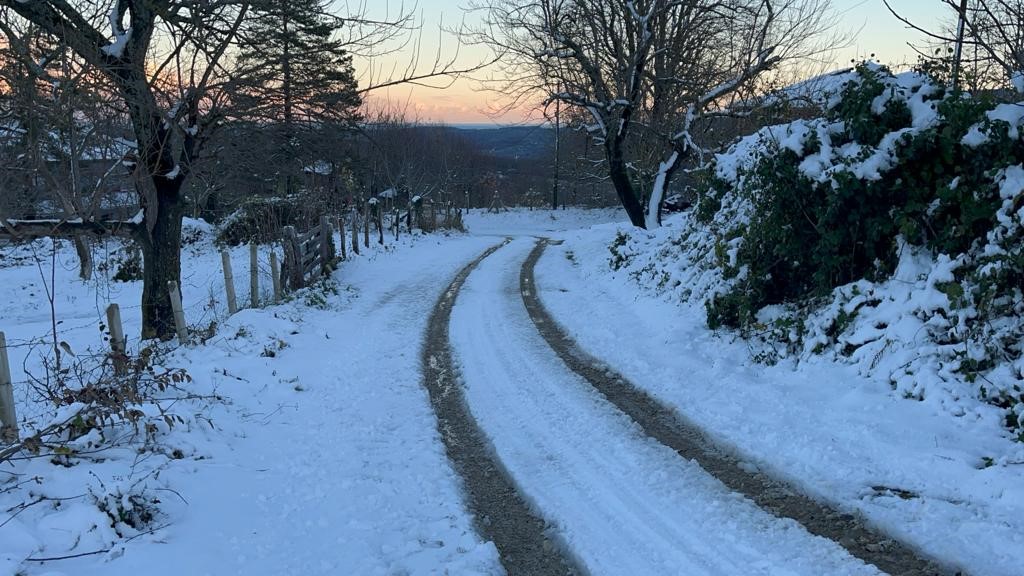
[282,215,335,291]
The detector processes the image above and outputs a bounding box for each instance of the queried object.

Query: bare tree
[0,23,132,280]
[0,1,488,339]
[469,0,837,228]
[885,0,1024,92]
[0,0,250,339]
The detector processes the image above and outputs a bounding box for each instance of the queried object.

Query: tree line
[5,0,1019,341]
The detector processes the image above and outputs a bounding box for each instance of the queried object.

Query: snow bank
[537,222,1024,575]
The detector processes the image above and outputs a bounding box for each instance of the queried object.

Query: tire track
[422,239,578,576]
[520,239,955,576]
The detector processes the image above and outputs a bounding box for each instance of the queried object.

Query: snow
[646,151,679,229]
[302,160,332,175]
[101,33,131,58]
[100,4,132,58]
[1013,71,1024,94]
[534,222,1024,576]
[1,222,502,575]
[767,67,856,106]
[463,207,622,236]
[450,238,878,575]
[987,102,1024,140]
[3,207,1020,575]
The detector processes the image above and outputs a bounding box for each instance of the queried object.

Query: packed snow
[451,238,879,575]
[2,206,1020,575]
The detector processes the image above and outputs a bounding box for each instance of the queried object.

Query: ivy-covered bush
[642,63,1024,435]
[706,64,1023,329]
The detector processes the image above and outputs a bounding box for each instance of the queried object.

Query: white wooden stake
[0,332,19,443]
[270,251,282,303]
[250,243,259,309]
[167,281,188,343]
[221,250,238,314]
[106,304,127,376]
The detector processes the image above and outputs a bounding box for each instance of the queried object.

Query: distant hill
[451,126,552,159]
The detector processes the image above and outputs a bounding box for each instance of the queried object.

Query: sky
[353,1,947,125]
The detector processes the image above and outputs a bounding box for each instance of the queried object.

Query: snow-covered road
[449,238,879,575]
[6,209,999,575]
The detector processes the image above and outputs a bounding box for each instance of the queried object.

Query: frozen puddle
[449,238,880,576]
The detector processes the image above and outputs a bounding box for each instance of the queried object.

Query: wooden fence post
[351,208,360,256]
[282,224,301,286]
[167,281,188,343]
[363,203,370,249]
[249,243,259,309]
[0,332,18,443]
[430,201,437,231]
[336,216,347,261]
[221,250,238,314]
[394,206,400,241]
[320,215,334,273]
[270,251,282,303]
[106,304,127,376]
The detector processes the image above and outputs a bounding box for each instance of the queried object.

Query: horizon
[354,0,946,124]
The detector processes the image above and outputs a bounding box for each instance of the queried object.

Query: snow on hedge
[610,64,1024,439]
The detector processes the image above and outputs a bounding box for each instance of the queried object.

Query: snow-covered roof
[303,160,333,175]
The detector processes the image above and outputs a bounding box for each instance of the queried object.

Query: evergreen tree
[232,0,362,188]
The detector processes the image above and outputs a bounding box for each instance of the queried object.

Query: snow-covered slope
[0,228,502,575]
[536,225,1024,575]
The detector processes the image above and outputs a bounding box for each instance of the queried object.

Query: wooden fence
[0,215,338,444]
[282,215,335,291]
[0,332,17,443]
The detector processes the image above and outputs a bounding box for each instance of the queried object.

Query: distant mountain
[452,126,552,159]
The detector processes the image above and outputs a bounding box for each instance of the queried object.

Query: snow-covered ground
[1,226,503,575]
[450,238,878,575]
[463,207,622,237]
[3,207,1018,575]
[535,222,1024,576]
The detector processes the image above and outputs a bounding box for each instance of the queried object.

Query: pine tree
[232,0,361,188]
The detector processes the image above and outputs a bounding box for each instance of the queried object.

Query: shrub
[216,193,326,245]
[608,230,633,271]
[693,63,1024,434]
[706,64,1023,329]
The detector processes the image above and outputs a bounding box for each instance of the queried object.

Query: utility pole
[952,0,969,91]
[552,95,561,210]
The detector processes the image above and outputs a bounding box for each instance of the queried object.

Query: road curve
[520,238,953,576]
[448,237,882,576]
[422,238,578,576]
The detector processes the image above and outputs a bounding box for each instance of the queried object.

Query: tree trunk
[73,235,92,281]
[139,179,185,340]
[607,146,647,228]
[645,149,681,229]
[363,202,370,248]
